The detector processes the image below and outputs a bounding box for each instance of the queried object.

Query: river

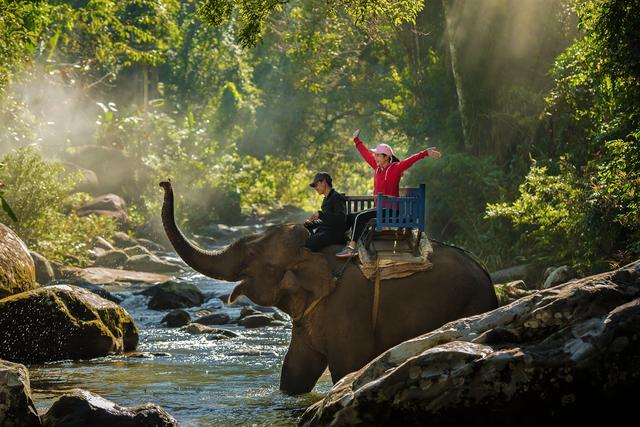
[27,257,332,426]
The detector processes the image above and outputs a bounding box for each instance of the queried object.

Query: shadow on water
[27,275,333,426]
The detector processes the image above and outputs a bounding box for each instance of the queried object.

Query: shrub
[0,146,116,265]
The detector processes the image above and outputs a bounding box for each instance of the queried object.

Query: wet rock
[123,245,152,257]
[77,194,128,224]
[0,285,138,363]
[49,279,122,304]
[194,312,230,326]
[182,324,238,339]
[229,349,277,357]
[112,232,138,249]
[268,320,289,327]
[161,310,191,327]
[301,260,640,426]
[238,306,261,320]
[0,223,37,298]
[93,250,128,268]
[124,254,182,274]
[0,359,40,427]
[193,309,214,318]
[239,314,274,328]
[136,238,166,252]
[542,265,579,289]
[30,250,55,285]
[141,280,205,310]
[42,388,178,427]
[126,352,171,358]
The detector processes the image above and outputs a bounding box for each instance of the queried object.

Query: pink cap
[371,143,394,157]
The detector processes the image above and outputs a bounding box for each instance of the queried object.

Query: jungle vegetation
[0,0,638,273]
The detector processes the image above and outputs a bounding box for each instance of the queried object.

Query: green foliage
[0,0,50,92]
[0,146,116,265]
[198,0,424,47]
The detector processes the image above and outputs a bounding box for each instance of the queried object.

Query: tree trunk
[442,0,470,150]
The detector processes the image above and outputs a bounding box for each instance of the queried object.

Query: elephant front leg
[280,331,327,395]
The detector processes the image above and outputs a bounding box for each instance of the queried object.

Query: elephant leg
[280,332,327,395]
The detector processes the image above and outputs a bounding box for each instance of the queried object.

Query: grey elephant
[160,181,498,394]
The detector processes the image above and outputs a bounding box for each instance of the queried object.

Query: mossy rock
[0,285,138,363]
[0,223,37,299]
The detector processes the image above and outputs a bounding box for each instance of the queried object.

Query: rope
[371,258,381,331]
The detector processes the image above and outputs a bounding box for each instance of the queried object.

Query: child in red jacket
[336,129,442,258]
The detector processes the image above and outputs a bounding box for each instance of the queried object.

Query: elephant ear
[278,249,334,319]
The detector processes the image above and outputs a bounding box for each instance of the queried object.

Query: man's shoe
[336,246,358,258]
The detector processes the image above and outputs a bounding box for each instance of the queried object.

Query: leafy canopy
[198,0,425,47]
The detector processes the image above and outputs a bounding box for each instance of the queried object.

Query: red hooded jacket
[354,136,429,203]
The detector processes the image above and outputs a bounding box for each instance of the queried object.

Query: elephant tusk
[229,279,247,304]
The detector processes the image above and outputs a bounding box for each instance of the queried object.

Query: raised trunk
[160,183,242,281]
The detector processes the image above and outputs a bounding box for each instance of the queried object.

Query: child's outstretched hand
[426,147,442,159]
[352,129,360,139]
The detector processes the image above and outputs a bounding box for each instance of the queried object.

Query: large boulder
[42,388,178,427]
[77,193,128,224]
[0,359,40,427]
[0,223,37,298]
[302,260,640,426]
[140,280,205,310]
[0,285,138,363]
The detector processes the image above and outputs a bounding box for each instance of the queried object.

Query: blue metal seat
[375,184,426,232]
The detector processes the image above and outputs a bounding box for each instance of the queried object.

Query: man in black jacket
[304,172,347,251]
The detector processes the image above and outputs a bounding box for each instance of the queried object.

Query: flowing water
[28,260,333,426]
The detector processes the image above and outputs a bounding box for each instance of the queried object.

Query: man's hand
[352,129,360,139]
[308,212,320,222]
[426,147,442,159]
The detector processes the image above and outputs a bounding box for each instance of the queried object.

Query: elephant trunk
[160,181,242,281]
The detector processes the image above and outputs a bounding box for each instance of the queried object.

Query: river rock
[0,223,37,298]
[161,309,191,327]
[112,231,139,249]
[42,388,178,427]
[136,238,166,252]
[0,359,40,427]
[141,280,205,310]
[77,193,128,224]
[542,265,579,289]
[182,324,238,339]
[0,285,138,363]
[93,250,128,268]
[194,312,230,326]
[69,267,172,285]
[238,306,261,320]
[91,236,115,252]
[29,250,55,285]
[301,260,640,426]
[124,254,182,273]
[239,314,274,328]
[490,262,542,289]
[123,245,152,257]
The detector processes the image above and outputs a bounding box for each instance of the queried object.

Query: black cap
[309,172,332,188]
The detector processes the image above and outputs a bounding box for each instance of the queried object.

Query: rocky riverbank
[300,259,640,426]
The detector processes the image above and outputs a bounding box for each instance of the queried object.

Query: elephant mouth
[228,277,249,304]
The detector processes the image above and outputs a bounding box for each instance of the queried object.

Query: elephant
[160,181,498,394]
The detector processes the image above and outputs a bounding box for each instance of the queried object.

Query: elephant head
[160,181,334,318]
